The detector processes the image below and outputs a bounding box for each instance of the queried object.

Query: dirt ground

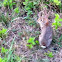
[3,17,62,62]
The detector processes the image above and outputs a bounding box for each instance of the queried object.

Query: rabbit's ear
[37,11,42,23]
[38,11,42,18]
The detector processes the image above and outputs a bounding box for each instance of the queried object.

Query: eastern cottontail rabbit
[37,9,53,48]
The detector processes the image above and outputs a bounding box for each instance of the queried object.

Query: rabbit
[37,8,53,48]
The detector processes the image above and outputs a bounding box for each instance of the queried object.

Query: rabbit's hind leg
[41,41,46,48]
[39,34,46,48]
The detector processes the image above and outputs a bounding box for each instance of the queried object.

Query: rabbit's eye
[41,20,42,21]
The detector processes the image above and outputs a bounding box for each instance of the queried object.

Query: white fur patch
[41,45,46,48]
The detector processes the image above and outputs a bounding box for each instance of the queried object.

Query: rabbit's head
[37,8,51,28]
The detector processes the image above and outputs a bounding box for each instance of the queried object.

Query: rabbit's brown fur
[37,8,53,48]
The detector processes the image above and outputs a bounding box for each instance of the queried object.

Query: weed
[1,47,8,53]
[52,0,61,5]
[0,57,7,62]
[52,13,62,29]
[0,37,22,62]
[3,0,16,9]
[23,0,37,19]
[44,51,54,58]
[14,7,20,13]
[0,28,7,40]
[26,37,39,49]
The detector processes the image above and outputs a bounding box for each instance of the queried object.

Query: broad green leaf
[58,23,61,26]
[12,2,16,5]
[55,26,58,29]
[52,23,56,26]
[10,0,12,3]
[25,0,29,2]
[59,19,62,21]
[27,37,35,43]
[14,7,19,13]
[0,57,2,62]
[28,2,33,8]
[48,52,54,58]
[53,0,61,5]
[55,14,59,20]
[33,2,37,5]
[23,2,26,5]
[2,28,7,34]
[25,7,30,11]
[35,40,39,44]
[1,47,8,53]
[32,42,36,45]
[26,44,33,48]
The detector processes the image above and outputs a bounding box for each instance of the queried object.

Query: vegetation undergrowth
[44,51,54,58]
[27,37,39,49]
[0,37,21,62]
[52,13,62,29]
[0,28,7,40]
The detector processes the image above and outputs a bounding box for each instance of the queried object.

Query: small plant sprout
[52,13,62,29]
[0,28,7,39]
[1,47,8,53]
[14,7,20,13]
[44,51,54,58]
[26,37,39,48]
[3,0,16,9]
[26,37,35,48]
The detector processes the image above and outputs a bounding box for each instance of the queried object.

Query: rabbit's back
[41,25,53,47]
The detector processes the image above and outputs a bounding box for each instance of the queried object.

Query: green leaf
[59,19,62,21]
[2,28,7,34]
[53,0,61,5]
[2,58,7,62]
[35,40,39,44]
[32,42,36,45]
[14,7,20,13]
[52,23,56,26]
[10,0,12,3]
[1,47,8,53]
[23,2,26,5]
[25,7,31,11]
[28,2,33,8]
[0,57,2,62]
[55,14,59,20]
[44,52,54,58]
[27,37,35,43]
[48,52,54,58]
[12,2,16,5]
[25,0,29,2]
[58,23,61,26]
[33,2,37,5]
[26,44,33,48]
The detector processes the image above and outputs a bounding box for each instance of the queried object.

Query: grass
[0,37,22,62]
